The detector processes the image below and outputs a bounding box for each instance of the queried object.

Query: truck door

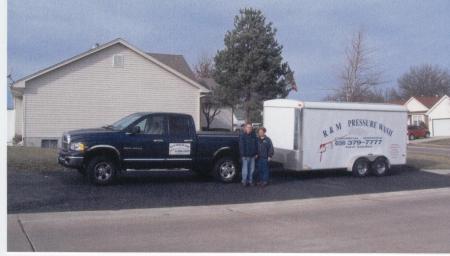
[167,115,195,169]
[122,114,169,169]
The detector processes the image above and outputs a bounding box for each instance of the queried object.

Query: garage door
[433,119,450,136]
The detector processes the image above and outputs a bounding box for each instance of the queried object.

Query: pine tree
[213,8,295,122]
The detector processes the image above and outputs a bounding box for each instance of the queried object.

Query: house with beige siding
[10,38,209,147]
[391,95,450,136]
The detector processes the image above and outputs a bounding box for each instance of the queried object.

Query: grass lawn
[422,138,450,146]
[7,146,60,172]
[407,152,450,170]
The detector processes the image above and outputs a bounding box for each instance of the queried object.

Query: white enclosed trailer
[263,99,408,176]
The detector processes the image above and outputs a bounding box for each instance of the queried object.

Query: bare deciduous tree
[328,30,384,102]
[193,54,215,80]
[200,93,222,130]
[397,64,450,99]
[193,55,223,130]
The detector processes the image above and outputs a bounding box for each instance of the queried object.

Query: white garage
[432,119,450,136]
[427,95,450,137]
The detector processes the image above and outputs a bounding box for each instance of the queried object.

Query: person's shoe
[250,182,256,187]
[242,182,249,187]
[260,182,268,187]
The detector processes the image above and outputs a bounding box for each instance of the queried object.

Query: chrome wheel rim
[357,161,368,175]
[94,162,112,181]
[219,161,236,181]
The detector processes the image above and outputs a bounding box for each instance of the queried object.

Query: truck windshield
[110,113,144,130]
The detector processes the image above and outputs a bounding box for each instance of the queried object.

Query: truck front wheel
[352,157,370,177]
[213,157,238,183]
[87,156,117,185]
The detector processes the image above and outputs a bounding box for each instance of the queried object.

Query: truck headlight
[70,142,86,152]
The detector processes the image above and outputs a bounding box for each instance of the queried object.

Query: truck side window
[169,116,191,136]
[134,118,147,133]
[145,116,165,135]
[132,116,165,135]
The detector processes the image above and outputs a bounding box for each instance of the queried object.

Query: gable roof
[147,53,197,81]
[198,77,221,90]
[11,38,208,93]
[426,95,449,115]
[413,96,442,109]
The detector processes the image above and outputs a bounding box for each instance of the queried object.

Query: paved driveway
[8,164,450,214]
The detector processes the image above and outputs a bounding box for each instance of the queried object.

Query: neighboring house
[7,107,15,145]
[10,38,209,147]
[392,95,450,136]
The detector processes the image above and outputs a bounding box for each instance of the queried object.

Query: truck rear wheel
[87,156,117,185]
[213,157,238,183]
[371,157,389,176]
[352,157,370,177]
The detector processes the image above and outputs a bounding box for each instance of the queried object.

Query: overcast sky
[7,0,450,108]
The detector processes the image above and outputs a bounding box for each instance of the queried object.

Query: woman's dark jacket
[239,131,258,157]
[257,136,274,159]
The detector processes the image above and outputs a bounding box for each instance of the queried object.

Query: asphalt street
[8,187,450,252]
[7,143,450,252]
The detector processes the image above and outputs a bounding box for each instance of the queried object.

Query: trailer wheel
[352,157,370,177]
[87,156,117,185]
[371,157,389,176]
[213,156,238,183]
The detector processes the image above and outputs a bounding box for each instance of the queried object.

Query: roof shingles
[147,53,197,81]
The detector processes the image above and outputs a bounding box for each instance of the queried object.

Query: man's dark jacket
[239,131,258,157]
[257,136,274,159]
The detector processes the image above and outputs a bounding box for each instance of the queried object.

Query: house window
[41,139,58,149]
[112,55,124,68]
[412,115,425,126]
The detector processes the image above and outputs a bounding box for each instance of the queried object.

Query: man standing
[257,127,274,187]
[239,123,258,186]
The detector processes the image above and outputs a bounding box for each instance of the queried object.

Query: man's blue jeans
[257,158,269,183]
[241,157,255,184]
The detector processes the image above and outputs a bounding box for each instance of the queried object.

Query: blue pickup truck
[58,112,240,185]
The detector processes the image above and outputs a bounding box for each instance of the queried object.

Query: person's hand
[268,157,272,161]
[255,154,258,159]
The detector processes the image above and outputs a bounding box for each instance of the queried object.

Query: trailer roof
[264,99,407,112]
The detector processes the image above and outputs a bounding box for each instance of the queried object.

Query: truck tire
[352,157,370,177]
[409,134,415,140]
[371,157,389,176]
[213,157,238,183]
[87,156,117,185]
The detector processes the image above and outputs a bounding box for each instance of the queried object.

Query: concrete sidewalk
[8,187,450,252]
